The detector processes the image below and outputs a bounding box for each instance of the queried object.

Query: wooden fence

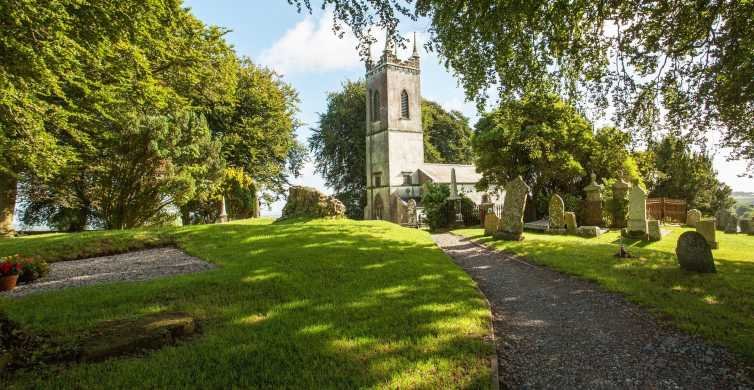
[646,197,687,223]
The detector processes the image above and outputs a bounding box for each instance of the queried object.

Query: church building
[364,34,485,223]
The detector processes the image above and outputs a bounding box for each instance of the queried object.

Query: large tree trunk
[0,172,18,237]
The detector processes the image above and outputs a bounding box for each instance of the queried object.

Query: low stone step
[79,312,196,362]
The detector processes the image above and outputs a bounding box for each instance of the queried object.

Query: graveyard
[3,0,754,388]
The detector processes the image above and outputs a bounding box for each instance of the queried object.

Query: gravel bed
[1,248,215,298]
[432,233,753,390]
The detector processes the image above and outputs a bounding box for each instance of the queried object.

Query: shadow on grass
[1,220,492,388]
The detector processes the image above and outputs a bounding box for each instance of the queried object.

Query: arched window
[372,90,380,121]
[400,90,409,119]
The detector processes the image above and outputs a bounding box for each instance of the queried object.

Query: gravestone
[611,178,631,228]
[564,212,578,235]
[676,231,716,273]
[548,194,565,233]
[695,219,718,249]
[715,209,729,231]
[406,199,417,226]
[625,184,648,237]
[583,173,604,226]
[742,218,753,235]
[725,217,739,233]
[686,209,702,227]
[578,226,606,238]
[483,211,499,236]
[495,176,530,241]
[647,220,663,241]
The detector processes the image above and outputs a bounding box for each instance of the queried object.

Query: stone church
[364,35,484,223]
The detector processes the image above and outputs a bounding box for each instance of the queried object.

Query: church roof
[418,164,482,184]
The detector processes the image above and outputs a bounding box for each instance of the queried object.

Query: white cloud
[259,11,362,74]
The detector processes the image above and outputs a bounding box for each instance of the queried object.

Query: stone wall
[281,186,346,219]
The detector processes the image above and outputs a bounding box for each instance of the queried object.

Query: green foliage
[474,95,606,217]
[309,81,367,219]
[421,182,450,231]
[643,135,734,214]
[421,101,473,164]
[0,219,492,387]
[2,1,302,231]
[17,256,50,284]
[309,80,473,218]
[290,0,754,171]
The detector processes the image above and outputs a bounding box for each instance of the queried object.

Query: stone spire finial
[412,32,419,57]
[384,29,394,53]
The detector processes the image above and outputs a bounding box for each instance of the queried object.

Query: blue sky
[185,0,753,216]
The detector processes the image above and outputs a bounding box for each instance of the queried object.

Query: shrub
[421,183,450,231]
[18,257,50,284]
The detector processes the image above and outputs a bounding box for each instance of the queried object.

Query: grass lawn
[0,218,492,388]
[453,225,754,363]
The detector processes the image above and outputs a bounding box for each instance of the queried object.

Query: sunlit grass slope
[0,218,492,388]
[453,226,754,363]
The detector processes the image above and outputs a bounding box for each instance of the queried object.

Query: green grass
[0,218,492,388]
[453,225,754,363]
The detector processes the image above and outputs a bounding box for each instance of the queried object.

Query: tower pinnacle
[412,32,419,57]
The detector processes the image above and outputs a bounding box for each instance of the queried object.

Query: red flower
[0,262,11,275]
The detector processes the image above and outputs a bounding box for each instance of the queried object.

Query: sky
[184,0,753,216]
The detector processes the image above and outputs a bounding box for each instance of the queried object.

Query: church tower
[364,33,423,220]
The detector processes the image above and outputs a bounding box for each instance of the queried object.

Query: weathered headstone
[695,219,718,249]
[578,226,605,238]
[583,173,604,226]
[724,217,739,233]
[676,231,716,273]
[686,209,702,227]
[495,176,530,241]
[548,194,565,233]
[406,199,417,226]
[625,183,648,237]
[564,212,578,235]
[483,211,499,236]
[715,209,729,231]
[647,220,662,241]
[611,178,631,228]
[741,218,753,235]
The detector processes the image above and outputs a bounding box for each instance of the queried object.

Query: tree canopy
[473,94,642,216]
[643,135,734,214]
[2,0,302,233]
[289,0,754,172]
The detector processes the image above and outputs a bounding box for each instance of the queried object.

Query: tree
[309,81,367,219]
[646,135,734,214]
[211,60,303,220]
[420,182,450,231]
[422,101,473,164]
[289,0,754,172]
[472,94,594,215]
[309,80,474,218]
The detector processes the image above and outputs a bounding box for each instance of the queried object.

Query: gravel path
[1,248,215,298]
[432,233,753,389]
